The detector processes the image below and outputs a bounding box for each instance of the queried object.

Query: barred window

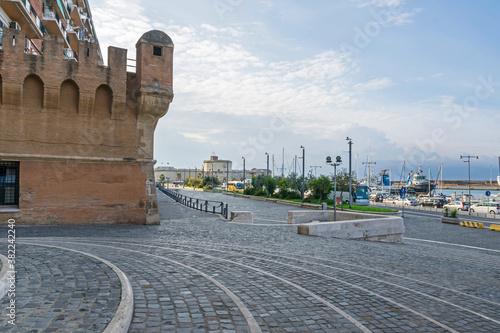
[0,162,19,206]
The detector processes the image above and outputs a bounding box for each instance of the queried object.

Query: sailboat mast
[282,148,284,178]
[428,167,431,196]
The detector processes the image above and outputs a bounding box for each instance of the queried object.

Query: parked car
[403,198,419,206]
[470,202,500,214]
[419,198,447,208]
[443,201,470,211]
[392,198,418,206]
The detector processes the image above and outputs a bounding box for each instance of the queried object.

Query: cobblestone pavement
[0,245,121,332]
[0,189,499,332]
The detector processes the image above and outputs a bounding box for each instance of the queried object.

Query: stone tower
[0,29,174,225]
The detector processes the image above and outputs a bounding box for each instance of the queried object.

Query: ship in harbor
[405,166,436,194]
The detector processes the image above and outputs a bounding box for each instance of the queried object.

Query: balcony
[1,0,44,39]
[70,6,84,28]
[66,23,80,51]
[42,7,70,48]
[53,0,70,21]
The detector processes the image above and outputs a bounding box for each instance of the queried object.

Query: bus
[228,181,245,192]
[329,185,370,206]
[354,185,370,206]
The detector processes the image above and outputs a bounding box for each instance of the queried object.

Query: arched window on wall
[60,79,79,114]
[94,84,113,117]
[23,74,44,110]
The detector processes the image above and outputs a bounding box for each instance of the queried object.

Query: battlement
[0,28,174,225]
[0,27,174,160]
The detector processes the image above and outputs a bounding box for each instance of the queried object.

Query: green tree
[263,177,276,196]
[335,168,357,203]
[251,175,265,191]
[309,175,332,201]
[287,172,308,197]
[202,176,220,188]
[176,172,181,180]
[159,174,165,182]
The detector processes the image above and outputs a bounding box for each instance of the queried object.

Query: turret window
[153,46,162,57]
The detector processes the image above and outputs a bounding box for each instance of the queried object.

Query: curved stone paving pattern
[0,245,121,332]
[26,237,500,333]
[0,189,499,332]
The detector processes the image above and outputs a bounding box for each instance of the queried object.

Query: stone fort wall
[0,28,174,225]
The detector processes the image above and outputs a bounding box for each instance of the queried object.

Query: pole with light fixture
[265,153,269,197]
[301,146,305,202]
[327,156,342,221]
[346,137,353,208]
[242,157,246,191]
[459,155,478,215]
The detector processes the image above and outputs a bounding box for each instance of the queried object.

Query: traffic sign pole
[401,187,406,218]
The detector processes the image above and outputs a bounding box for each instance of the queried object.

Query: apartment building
[0,0,98,60]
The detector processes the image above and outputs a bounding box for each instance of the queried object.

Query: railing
[158,187,229,219]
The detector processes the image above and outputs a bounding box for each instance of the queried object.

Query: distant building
[203,155,232,180]
[154,156,267,184]
[0,2,174,224]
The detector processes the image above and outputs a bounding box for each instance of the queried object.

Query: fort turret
[0,28,174,225]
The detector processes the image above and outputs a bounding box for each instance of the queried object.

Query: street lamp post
[265,153,270,198]
[242,157,246,191]
[327,156,342,221]
[301,146,305,202]
[226,161,229,192]
[346,137,353,208]
[460,155,478,215]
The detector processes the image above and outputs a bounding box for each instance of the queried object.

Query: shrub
[244,187,256,196]
[450,209,458,218]
[444,207,449,217]
[286,191,301,200]
[254,189,267,197]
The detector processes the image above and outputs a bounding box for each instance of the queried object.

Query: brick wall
[0,28,174,225]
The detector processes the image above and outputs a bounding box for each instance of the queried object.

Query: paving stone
[0,189,499,332]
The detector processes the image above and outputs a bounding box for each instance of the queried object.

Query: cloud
[355,77,394,91]
[90,0,499,179]
[352,0,405,8]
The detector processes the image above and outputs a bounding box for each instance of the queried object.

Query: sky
[90,0,500,181]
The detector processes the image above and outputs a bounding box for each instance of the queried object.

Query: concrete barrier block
[299,217,404,243]
[230,211,253,223]
[292,210,404,243]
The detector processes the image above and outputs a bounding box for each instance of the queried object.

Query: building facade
[0,19,174,224]
[1,0,98,59]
